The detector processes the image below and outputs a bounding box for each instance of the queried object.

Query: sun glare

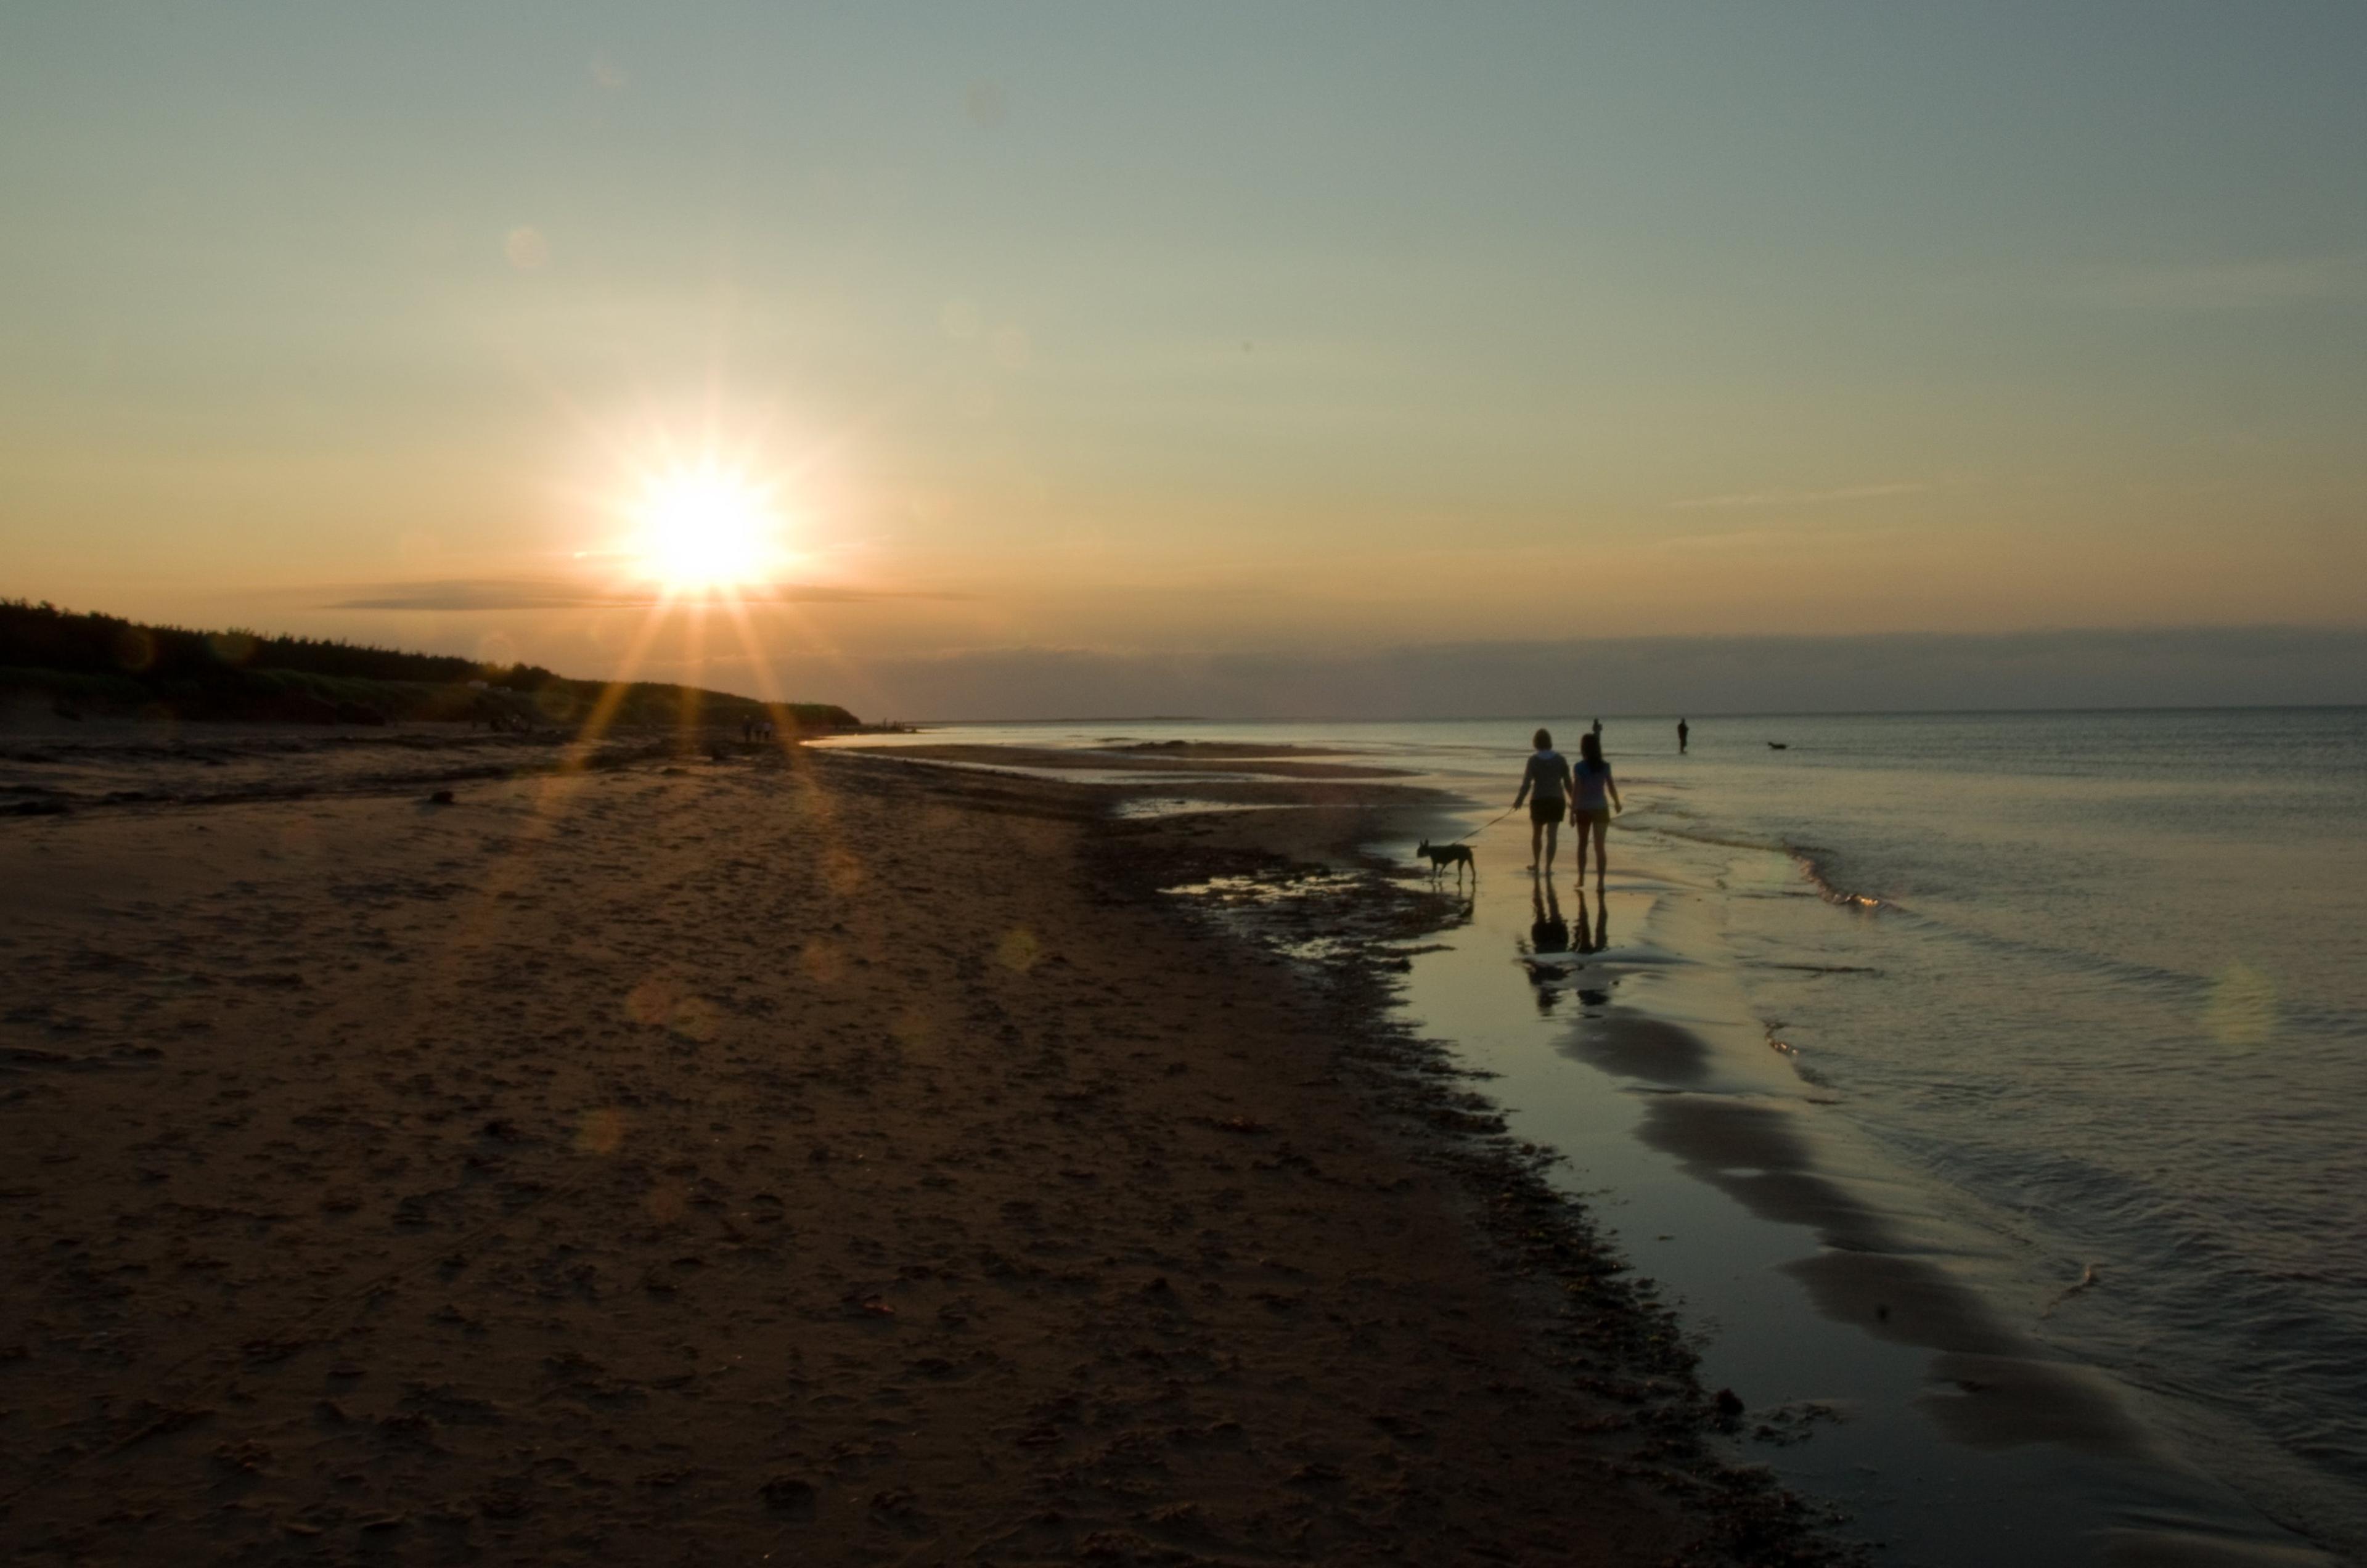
[631,463,783,592]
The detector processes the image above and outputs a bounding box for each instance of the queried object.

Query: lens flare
[2203,961,2277,1050]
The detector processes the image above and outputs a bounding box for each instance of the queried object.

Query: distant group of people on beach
[739,715,781,743]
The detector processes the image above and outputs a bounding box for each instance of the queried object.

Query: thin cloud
[324,578,947,611]
[1669,482,1930,512]
[2066,254,2367,311]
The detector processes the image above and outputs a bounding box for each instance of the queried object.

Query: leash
[1470,805,1518,837]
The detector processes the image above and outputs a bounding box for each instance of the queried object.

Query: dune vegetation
[0,600,857,730]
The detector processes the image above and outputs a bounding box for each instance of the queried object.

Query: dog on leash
[1417,839,1475,884]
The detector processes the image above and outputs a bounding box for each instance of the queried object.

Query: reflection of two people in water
[1529,879,1610,955]
[1525,880,1611,1014]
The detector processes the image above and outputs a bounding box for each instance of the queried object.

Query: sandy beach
[0,729,1824,1565]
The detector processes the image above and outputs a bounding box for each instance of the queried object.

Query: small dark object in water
[427,790,455,806]
[1767,741,1788,750]
[1714,1387,1745,1423]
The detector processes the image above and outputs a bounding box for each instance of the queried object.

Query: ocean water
[836,709,2367,1561]
[1606,709,2367,1561]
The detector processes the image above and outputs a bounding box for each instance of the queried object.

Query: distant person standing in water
[1572,732,1623,892]
[1591,717,1603,740]
[1512,728,1573,873]
[1677,717,1689,753]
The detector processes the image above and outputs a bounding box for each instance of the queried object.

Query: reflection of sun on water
[631,462,785,592]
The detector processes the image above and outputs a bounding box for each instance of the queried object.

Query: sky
[2,3,2363,718]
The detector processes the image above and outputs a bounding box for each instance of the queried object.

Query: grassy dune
[0,601,857,730]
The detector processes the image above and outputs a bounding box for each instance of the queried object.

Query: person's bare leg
[1593,825,1609,892]
[1542,819,1559,873]
[1528,819,1542,872]
[1574,820,1593,888]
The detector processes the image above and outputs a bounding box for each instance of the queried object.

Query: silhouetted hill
[0,600,858,729]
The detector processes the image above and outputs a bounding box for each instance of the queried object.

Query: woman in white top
[1511,728,1573,873]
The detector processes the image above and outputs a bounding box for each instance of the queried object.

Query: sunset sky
[4,4,2363,717]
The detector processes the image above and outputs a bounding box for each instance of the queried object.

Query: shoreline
[1361,775,2345,1566]
[0,730,1838,1564]
[833,721,2352,1564]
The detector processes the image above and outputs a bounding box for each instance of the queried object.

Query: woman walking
[1572,732,1622,892]
[1511,728,1572,873]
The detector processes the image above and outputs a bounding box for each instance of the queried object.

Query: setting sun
[631,463,783,592]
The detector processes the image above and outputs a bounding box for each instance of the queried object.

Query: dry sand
[1,734,1828,1564]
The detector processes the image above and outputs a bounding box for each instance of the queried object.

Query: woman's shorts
[1529,798,1565,825]
[1573,806,1611,830]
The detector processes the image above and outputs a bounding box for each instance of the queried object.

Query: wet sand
[0,733,1824,1564]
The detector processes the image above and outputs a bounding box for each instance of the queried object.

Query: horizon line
[888,701,2367,727]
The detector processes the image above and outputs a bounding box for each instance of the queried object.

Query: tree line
[0,600,857,728]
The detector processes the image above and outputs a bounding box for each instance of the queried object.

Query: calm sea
[1607,708,2367,1559]
[840,708,2367,1560]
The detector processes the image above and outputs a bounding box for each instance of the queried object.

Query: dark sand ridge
[1094,743,1357,759]
[0,737,1835,1565]
[1565,1004,2156,1461]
